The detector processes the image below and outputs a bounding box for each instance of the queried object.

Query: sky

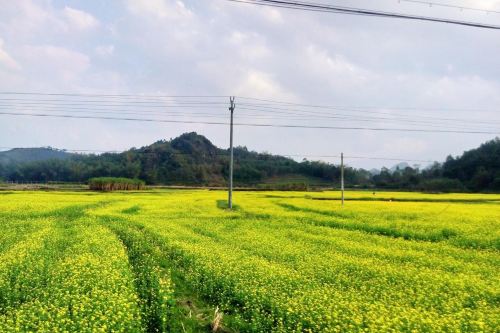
[0,0,499,169]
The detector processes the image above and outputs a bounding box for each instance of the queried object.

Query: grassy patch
[121,205,141,215]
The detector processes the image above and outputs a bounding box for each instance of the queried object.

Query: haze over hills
[0,133,499,192]
[390,162,411,173]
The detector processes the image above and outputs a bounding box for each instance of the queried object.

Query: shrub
[88,177,145,191]
[418,178,465,193]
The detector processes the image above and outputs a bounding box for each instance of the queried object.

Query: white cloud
[261,7,284,24]
[17,0,52,25]
[22,45,90,83]
[0,2,100,36]
[0,38,21,70]
[299,44,374,96]
[127,0,193,21]
[235,70,297,101]
[95,44,115,57]
[478,0,500,10]
[228,31,270,61]
[124,0,199,52]
[421,75,500,108]
[0,1,498,168]
[62,6,99,31]
[306,45,369,80]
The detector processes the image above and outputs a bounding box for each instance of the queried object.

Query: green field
[0,190,499,332]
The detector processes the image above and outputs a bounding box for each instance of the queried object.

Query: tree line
[0,133,498,192]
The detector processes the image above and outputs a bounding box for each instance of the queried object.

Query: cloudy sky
[0,0,499,168]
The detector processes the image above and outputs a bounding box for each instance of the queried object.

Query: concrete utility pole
[341,152,344,206]
[228,96,235,209]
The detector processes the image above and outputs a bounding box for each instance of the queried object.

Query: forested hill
[369,138,500,192]
[0,133,499,192]
[0,147,74,164]
[442,138,500,191]
[0,132,361,187]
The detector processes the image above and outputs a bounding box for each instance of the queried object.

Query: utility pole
[228,96,235,209]
[341,152,344,206]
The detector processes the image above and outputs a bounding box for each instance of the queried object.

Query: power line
[2,97,499,130]
[1,93,499,132]
[236,96,499,117]
[2,99,494,124]
[0,146,436,164]
[3,102,499,131]
[0,147,124,154]
[3,104,462,129]
[3,92,498,116]
[237,97,500,116]
[235,101,500,132]
[1,110,499,135]
[0,91,229,100]
[237,106,500,131]
[282,154,434,163]
[226,0,500,29]
[3,104,497,132]
[0,98,227,106]
[2,91,498,122]
[0,105,250,120]
[0,147,213,156]
[399,0,500,15]
[1,91,498,130]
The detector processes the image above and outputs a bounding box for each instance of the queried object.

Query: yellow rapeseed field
[0,190,498,332]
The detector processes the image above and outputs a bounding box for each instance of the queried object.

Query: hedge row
[88,177,145,191]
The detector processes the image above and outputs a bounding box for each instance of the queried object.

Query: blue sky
[0,0,499,168]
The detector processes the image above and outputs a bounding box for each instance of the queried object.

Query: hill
[0,133,364,187]
[0,133,498,192]
[442,138,500,191]
[0,147,74,164]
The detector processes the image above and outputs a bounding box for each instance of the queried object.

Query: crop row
[1,190,498,332]
[0,201,176,332]
[91,191,499,332]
